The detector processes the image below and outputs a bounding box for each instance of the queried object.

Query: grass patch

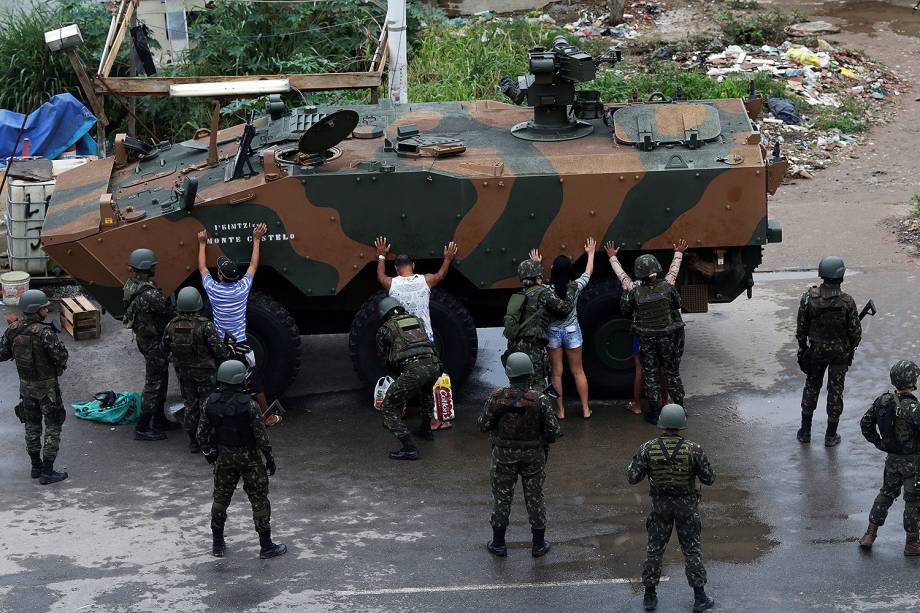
[721,0,762,10]
[716,8,803,45]
[911,194,920,219]
[808,96,871,133]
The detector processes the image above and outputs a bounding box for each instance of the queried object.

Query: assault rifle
[223,333,286,422]
[859,299,877,321]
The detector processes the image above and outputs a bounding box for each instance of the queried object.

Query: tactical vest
[387,313,434,363]
[648,435,694,493]
[877,392,918,455]
[634,280,674,334]
[493,388,543,448]
[806,285,847,344]
[167,316,215,369]
[12,322,57,381]
[205,391,256,448]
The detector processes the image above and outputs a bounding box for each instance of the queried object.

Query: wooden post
[100,0,137,78]
[127,8,137,137]
[65,47,109,155]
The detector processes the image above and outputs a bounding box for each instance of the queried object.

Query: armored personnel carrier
[43,39,785,398]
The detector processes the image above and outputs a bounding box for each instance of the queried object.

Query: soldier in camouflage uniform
[628,404,715,612]
[162,287,229,453]
[376,297,442,460]
[796,256,861,447]
[479,352,561,558]
[621,255,685,425]
[0,290,69,484]
[199,360,286,559]
[502,256,573,391]
[857,360,920,556]
[123,248,176,441]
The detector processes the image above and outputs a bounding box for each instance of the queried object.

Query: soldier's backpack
[876,391,908,454]
[502,291,539,340]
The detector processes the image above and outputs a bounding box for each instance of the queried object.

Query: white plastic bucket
[1,271,30,305]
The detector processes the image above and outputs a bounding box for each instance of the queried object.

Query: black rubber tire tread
[349,288,479,394]
[577,278,635,399]
[245,291,301,399]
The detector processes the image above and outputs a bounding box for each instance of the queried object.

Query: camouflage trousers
[211,447,271,533]
[638,335,684,408]
[800,348,849,422]
[642,494,707,589]
[137,343,169,431]
[503,338,548,391]
[381,357,441,438]
[868,454,920,533]
[19,381,65,462]
[489,446,547,530]
[178,370,217,437]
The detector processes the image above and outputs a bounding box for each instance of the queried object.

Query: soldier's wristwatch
[377,255,385,261]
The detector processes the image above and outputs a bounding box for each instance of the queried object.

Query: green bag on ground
[72,391,141,424]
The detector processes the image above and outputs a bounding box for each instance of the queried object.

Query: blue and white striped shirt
[202,273,253,344]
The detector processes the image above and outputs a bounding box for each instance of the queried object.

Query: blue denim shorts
[547,324,583,350]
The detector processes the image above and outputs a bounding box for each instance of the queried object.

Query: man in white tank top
[376,237,458,432]
[375,237,458,341]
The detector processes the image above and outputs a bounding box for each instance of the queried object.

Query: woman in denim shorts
[546,237,596,420]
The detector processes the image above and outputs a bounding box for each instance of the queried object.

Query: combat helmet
[177,287,203,313]
[818,256,845,281]
[505,352,534,379]
[217,360,248,385]
[634,254,662,279]
[20,289,50,315]
[129,248,157,271]
[517,259,543,280]
[890,360,920,390]
[657,403,687,430]
[377,296,404,320]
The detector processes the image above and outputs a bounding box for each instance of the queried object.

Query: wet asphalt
[1,268,920,612]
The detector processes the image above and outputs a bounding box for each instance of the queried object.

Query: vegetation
[911,194,920,220]
[808,96,871,133]
[716,8,803,46]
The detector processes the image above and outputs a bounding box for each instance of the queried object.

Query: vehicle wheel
[349,288,479,393]
[577,279,635,398]
[245,291,301,399]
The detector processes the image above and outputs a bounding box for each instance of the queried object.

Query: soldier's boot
[858,523,879,549]
[692,587,714,612]
[487,527,507,557]
[389,435,419,461]
[38,459,68,485]
[824,420,841,448]
[415,418,434,442]
[643,401,661,426]
[642,587,657,611]
[258,529,288,559]
[531,528,551,558]
[904,532,920,557]
[188,431,201,454]
[796,413,812,443]
[211,527,226,558]
[134,429,167,442]
[29,453,42,479]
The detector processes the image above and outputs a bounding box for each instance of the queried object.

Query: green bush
[716,8,802,46]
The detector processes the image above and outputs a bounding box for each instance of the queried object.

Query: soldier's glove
[204,451,218,465]
[13,402,25,423]
[263,450,276,476]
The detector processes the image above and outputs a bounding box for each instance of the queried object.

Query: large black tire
[349,288,478,393]
[245,291,301,399]
[577,279,635,398]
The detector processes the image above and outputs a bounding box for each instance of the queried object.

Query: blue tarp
[0,93,97,161]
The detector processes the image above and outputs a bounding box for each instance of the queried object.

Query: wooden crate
[59,295,101,340]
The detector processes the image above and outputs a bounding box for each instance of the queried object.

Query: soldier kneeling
[198,360,286,559]
[627,404,715,612]
[478,352,560,558]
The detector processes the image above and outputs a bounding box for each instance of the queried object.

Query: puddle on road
[818,1,920,37]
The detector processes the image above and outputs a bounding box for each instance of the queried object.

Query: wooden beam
[94,72,382,96]
[98,0,127,75]
[66,48,108,126]
[99,0,136,78]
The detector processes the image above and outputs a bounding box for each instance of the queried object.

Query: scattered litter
[767,98,801,125]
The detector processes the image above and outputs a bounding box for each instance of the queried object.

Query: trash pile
[683,39,902,180]
[549,0,667,39]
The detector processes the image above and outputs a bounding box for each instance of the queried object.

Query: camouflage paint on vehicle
[43,96,783,321]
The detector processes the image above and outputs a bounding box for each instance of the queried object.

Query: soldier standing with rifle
[857,360,920,556]
[503,253,573,391]
[199,360,286,559]
[0,290,69,484]
[478,352,561,558]
[796,256,862,447]
[162,287,229,453]
[628,404,715,612]
[123,248,175,442]
[621,254,685,424]
[376,297,442,460]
